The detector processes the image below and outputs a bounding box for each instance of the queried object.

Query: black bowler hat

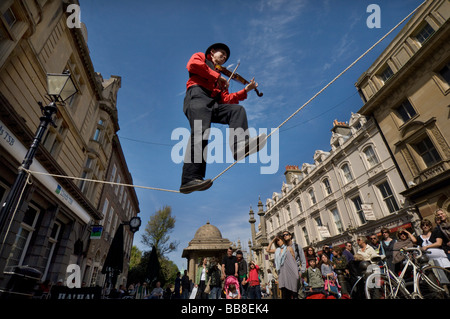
[205,43,230,62]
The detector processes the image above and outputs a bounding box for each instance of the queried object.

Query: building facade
[355,0,450,222]
[84,134,140,288]
[0,0,139,290]
[249,114,421,276]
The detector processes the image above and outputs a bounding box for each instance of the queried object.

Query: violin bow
[226,61,240,86]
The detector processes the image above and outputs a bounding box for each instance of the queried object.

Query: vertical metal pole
[0,102,57,257]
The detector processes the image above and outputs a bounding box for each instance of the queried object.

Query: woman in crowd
[435,208,450,260]
[208,257,223,299]
[416,219,450,268]
[380,227,396,272]
[305,247,320,268]
[266,235,299,299]
[392,227,416,273]
[195,257,209,299]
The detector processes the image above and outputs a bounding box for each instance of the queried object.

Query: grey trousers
[181,85,248,184]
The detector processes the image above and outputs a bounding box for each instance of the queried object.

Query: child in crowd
[247,261,262,299]
[228,284,240,299]
[303,258,324,294]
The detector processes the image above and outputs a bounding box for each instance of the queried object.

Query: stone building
[84,134,140,288]
[355,0,450,222]
[0,0,139,290]
[249,113,420,275]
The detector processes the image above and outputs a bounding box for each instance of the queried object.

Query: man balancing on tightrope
[179,43,266,194]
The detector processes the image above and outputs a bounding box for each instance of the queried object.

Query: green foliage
[127,206,180,287]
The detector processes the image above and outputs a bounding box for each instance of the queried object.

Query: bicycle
[364,247,450,299]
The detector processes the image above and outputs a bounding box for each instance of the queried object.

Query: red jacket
[247,264,260,286]
[186,52,247,104]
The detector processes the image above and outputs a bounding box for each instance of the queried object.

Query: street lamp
[0,71,77,253]
[47,71,78,103]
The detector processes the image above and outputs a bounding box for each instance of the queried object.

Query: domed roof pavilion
[182,222,233,281]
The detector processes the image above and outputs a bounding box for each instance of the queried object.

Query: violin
[215,64,263,97]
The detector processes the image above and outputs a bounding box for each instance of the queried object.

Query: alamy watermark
[367,4,381,29]
[366,264,383,288]
[171,123,280,175]
[66,264,81,288]
[66,4,81,29]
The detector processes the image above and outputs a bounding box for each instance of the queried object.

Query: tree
[141,206,179,257]
[129,245,142,270]
[128,206,180,286]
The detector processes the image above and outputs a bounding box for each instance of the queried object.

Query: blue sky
[80,0,423,270]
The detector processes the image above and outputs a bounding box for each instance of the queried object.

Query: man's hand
[217,76,229,90]
[245,77,258,92]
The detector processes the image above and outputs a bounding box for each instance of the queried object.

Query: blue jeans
[181,289,190,299]
[209,286,222,299]
[247,285,262,299]
[239,281,248,299]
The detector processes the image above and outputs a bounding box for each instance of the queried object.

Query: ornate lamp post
[0,71,77,252]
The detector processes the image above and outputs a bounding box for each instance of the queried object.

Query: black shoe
[233,133,267,161]
[179,179,213,194]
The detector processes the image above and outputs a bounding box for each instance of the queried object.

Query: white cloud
[238,0,308,122]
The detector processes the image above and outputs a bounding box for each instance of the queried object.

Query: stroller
[224,276,241,299]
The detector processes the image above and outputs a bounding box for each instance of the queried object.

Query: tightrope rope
[22,0,426,192]
[23,168,180,193]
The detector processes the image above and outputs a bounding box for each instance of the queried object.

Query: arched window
[322,178,332,195]
[308,188,317,205]
[363,146,379,167]
[341,163,353,183]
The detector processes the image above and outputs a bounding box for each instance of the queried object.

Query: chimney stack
[284,165,301,184]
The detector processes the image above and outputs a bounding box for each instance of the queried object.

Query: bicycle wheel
[416,266,450,299]
[364,273,410,299]
[349,276,365,299]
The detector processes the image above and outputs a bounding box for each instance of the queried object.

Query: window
[110,164,117,183]
[439,62,450,85]
[415,23,435,45]
[79,171,88,193]
[331,208,344,233]
[286,206,292,220]
[42,116,67,157]
[377,181,399,213]
[302,226,310,246]
[5,203,40,268]
[341,164,353,183]
[106,206,114,234]
[396,100,417,123]
[93,119,105,142]
[315,216,323,227]
[296,198,303,214]
[122,192,128,209]
[115,175,121,195]
[101,199,109,222]
[119,184,124,203]
[0,4,24,43]
[308,188,317,205]
[3,8,17,28]
[363,146,379,167]
[415,136,441,167]
[352,196,367,224]
[42,221,61,280]
[322,178,332,195]
[79,156,97,195]
[379,65,394,83]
